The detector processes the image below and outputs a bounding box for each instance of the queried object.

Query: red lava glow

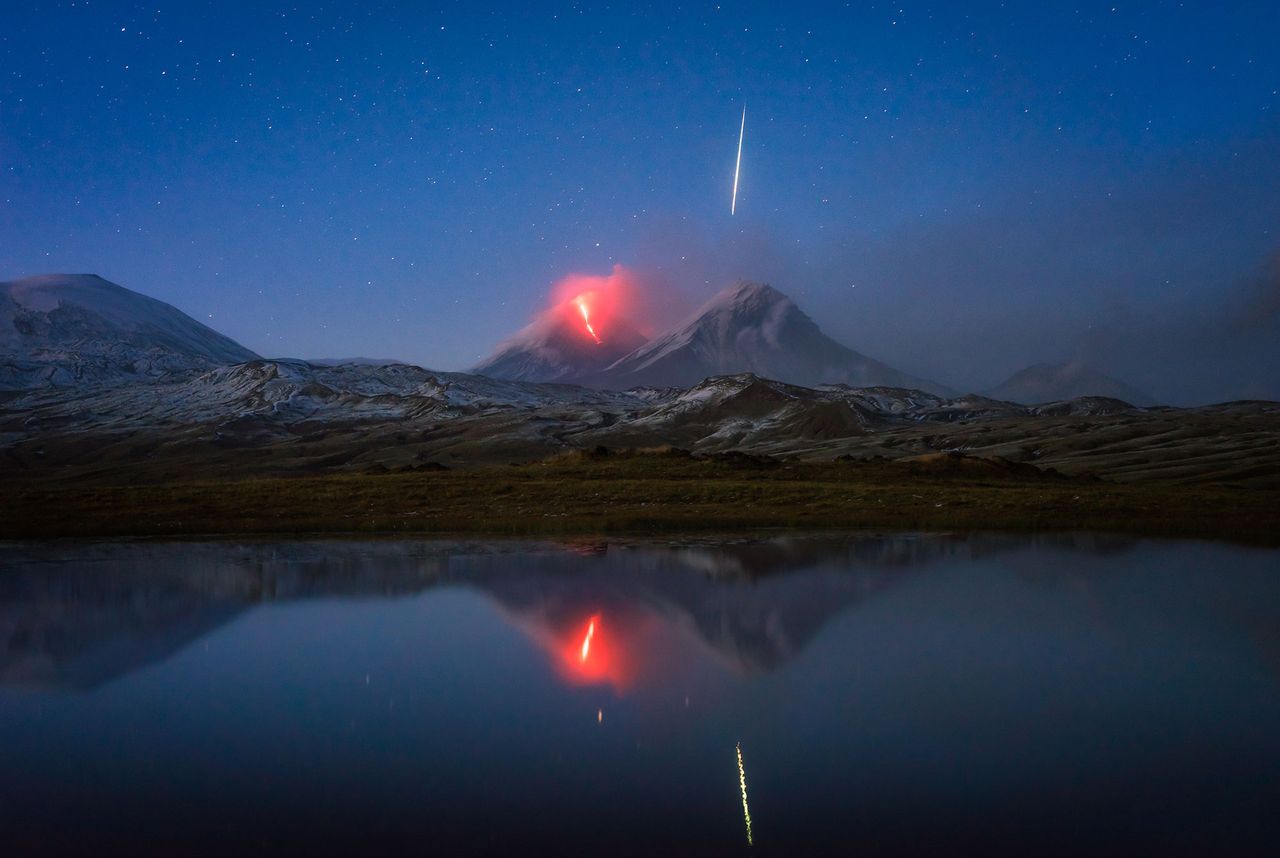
[559,613,620,686]
[579,616,598,661]
[546,264,655,343]
[574,295,602,344]
[498,607,700,693]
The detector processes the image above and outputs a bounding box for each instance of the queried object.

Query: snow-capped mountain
[6,354,1261,485]
[6,357,648,432]
[471,292,648,383]
[1,274,259,390]
[985,361,1154,406]
[306,357,407,367]
[589,281,952,395]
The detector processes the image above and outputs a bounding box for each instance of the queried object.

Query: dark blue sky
[2,1,1277,401]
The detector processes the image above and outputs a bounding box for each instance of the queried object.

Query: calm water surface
[1,534,1278,855]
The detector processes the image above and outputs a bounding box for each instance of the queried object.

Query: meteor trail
[731,106,745,215]
[736,742,753,846]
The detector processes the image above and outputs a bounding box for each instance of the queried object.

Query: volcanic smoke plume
[470,265,649,383]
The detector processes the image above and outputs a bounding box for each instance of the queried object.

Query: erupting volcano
[470,266,648,383]
[473,270,953,391]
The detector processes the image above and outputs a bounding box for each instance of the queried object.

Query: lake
[1,534,1278,855]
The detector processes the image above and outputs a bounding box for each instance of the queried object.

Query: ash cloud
[1232,253,1280,335]
[623,122,1280,405]
[543,264,675,340]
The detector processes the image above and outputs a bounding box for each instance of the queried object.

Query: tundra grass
[3,453,1276,544]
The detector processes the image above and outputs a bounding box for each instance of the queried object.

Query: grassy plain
[4,450,1276,544]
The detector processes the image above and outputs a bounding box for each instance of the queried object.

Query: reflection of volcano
[465,539,935,682]
[469,534,1072,678]
[0,534,1127,691]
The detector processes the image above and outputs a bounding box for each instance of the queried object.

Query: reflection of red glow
[561,613,618,686]
[496,603,699,693]
[580,616,598,661]
[574,295,601,344]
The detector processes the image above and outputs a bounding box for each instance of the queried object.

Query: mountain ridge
[1,273,259,390]
[592,281,952,394]
[0,273,1196,411]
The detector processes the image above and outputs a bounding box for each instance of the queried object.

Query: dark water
[1,534,1278,856]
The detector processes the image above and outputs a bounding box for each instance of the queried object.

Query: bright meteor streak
[737,742,753,846]
[731,106,745,215]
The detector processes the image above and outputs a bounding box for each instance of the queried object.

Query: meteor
[731,105,746,216]
[736,742,753,846]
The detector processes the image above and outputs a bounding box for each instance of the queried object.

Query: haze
[2,1,1277,403]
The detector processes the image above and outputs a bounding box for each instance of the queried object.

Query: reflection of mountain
[0,542,455,689]
[472,536,990,675]
[0,534,1129,690]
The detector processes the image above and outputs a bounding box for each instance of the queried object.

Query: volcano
[591,281,952,394]
[470,291,648,383]
[1,274,259,390]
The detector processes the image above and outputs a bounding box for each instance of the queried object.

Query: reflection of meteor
[731,106,745,216]
[575,296,601,344]
[579,616,598,662]
[737,742,753,846]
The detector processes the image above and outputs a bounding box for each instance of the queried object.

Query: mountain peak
[714,280,791,307]
[4,274,122,312]
[470,278,951,395]
[2,273,259,390]
[8,273,112,287]
[470,291,648,383]
[592,282,951,394]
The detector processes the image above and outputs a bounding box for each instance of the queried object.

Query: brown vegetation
[3,450,1275,544]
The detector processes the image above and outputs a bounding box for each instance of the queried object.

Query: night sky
[2,1,1277,402]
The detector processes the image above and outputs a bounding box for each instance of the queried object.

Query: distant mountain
[986,361,1155,406]
[307,357,409,367]
[1,274,258,390]
[589,282,951,395]
[471,292,648,383]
